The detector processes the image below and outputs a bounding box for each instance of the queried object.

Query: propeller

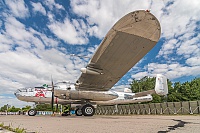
[51,76,54,114]
[51,77,59,115]
[56,100,59,112]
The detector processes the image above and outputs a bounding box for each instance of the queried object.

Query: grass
[0,122,27,133]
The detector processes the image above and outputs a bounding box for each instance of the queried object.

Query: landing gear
[75,108,82,116]
[75,104,95,116]
[28,109,37,116]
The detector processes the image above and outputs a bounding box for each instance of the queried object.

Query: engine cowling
[54,90,118,101]
[80,68,102,75]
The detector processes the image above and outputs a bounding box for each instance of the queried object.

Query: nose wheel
[75,108,82,116]
[28,109,37,116]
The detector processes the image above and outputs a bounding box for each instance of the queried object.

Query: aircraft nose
[14,89,21,97]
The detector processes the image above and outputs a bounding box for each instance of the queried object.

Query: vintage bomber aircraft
[14,10,168,116]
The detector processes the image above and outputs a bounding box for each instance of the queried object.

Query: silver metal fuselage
[14,82,153,106]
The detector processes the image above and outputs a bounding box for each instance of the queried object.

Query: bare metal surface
[77,10,161,91]
[0,115,199,133]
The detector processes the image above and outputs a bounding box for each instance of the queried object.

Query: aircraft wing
[76,10,161,91]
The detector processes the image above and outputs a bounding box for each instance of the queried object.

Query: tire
[28,109,37,116]
[75,108,82,116]
[82,104,95,116]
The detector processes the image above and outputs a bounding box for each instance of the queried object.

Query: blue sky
[0,0,200,107]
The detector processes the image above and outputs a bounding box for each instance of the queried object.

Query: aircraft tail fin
[133,74,168,97]
[155,74,168,96]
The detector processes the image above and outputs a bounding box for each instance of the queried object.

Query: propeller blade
[51,76,54,114]
[56,100,58,112]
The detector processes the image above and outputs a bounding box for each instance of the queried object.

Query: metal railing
[95,100,200,115]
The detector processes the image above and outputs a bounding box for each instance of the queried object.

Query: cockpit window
[20,88,27,92]
[28,88,34,92]
[35,87,45,89]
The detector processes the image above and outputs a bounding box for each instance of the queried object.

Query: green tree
[7,106,21,112]
[0,105,8,112]
[151,94,162,103]
[22,106,31,112]
[130,76,200,103]
[35,104,52,111]
[131,77,156,93]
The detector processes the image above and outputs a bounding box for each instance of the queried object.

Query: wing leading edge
[76,10,161,91]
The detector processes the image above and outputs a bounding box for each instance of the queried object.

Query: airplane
[14,10,168,116]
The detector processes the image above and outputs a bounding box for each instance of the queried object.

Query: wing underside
[76,10,161,91]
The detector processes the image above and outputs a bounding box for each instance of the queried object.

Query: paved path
[0,115,199,133]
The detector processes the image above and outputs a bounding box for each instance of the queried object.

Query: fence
[95,100,200,115]
[0,111,53,115]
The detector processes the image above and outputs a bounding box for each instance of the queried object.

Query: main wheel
[28,109,37,116]
[82,104,95,116]
[75,108,82,116]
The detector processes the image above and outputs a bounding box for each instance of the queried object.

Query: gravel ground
[0,115,199,133]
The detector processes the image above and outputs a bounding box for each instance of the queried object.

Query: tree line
[130,76,200,103]
[0,104,59,112]
[0,105,31,112]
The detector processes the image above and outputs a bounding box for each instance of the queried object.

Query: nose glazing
[14,89,21,96]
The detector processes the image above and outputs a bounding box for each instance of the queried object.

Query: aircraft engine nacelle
[54,90,70,100]
[155,74,168,96]
[54,90,118,101]
[80,68,102,75]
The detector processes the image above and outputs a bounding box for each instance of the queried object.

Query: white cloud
[0,96,32,108]
[186,57,200,66]
[0,44,10,52]
[48,18,88,44]
[132,62,200,80]
[160,0,200,39]
[87,45,98,54]
[43,0,64,10]
[0,15,86,96]
[112,84,131,92]
[132,72,148,80]
[0,20,2,27]
[0,45,88,95]
[0,48,83,85]
[31,2,46,16]
[2,16,58,50]
[157,39,178,58]
[142,0,200,81]
[70,0,152,39]
[0,77,23,93]
[5,0,29,18]
[4,17,33,47]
